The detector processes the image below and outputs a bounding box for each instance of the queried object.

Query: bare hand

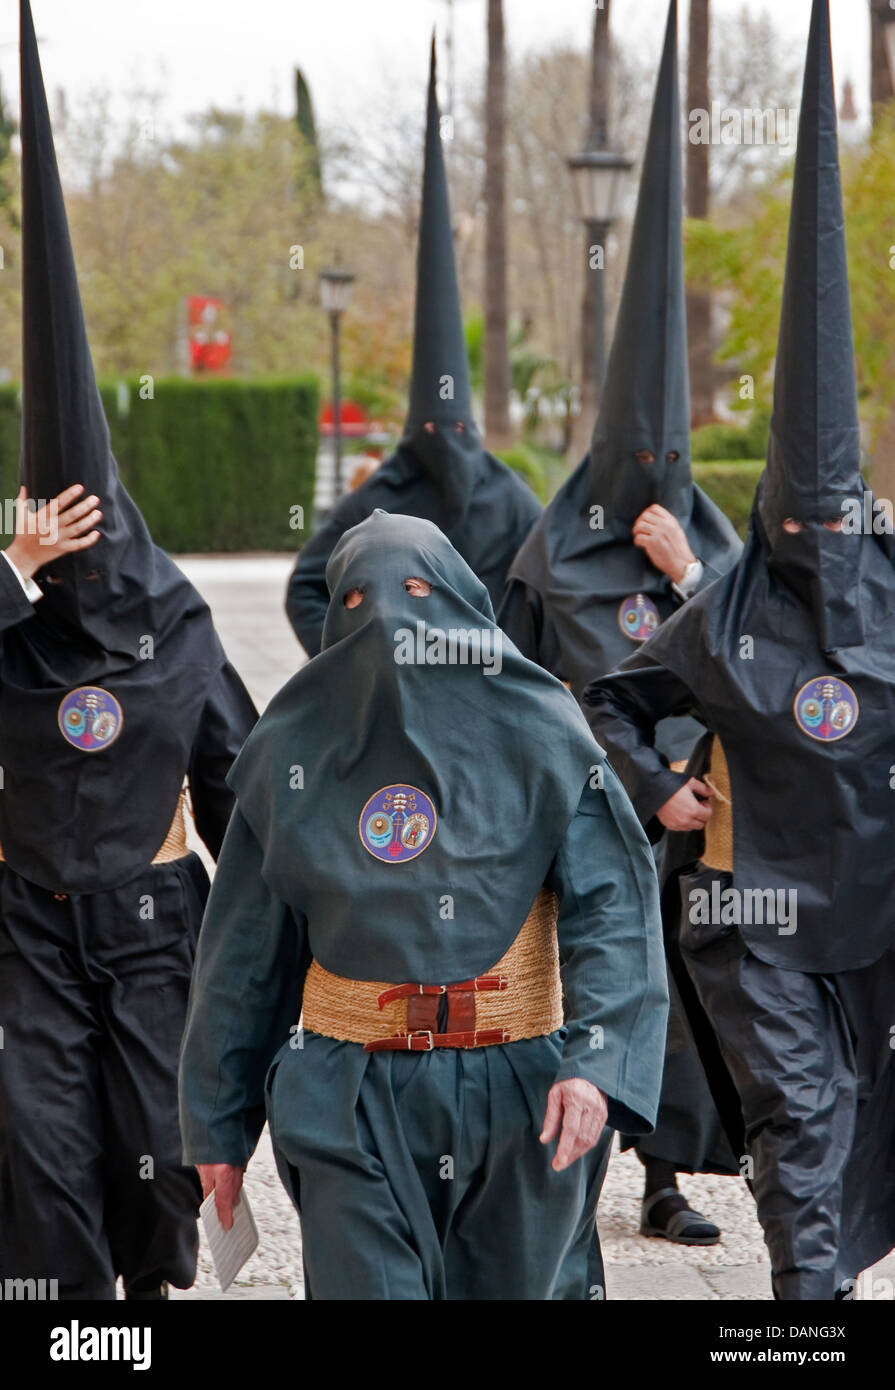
[632,505,695,584]
[6,484,102,580]
[657,777,713,832]
[196,1163,245,1231]
[540,1078,608,1171]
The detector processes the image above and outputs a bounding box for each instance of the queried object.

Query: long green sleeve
[547,766,669,1135]
[179,807,310,1167]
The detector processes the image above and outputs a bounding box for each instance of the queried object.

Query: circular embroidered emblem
[359,784,437,863]
[793,676,859,742]
[618,593,660,642]
[58,686,123,752]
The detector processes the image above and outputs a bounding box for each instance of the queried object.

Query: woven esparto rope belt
[302,887,563,1047]
[702,738,734,871]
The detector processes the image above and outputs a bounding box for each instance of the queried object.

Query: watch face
[674,561,702,599]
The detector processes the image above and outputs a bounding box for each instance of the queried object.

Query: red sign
[319,400,372,437]
[187,296,231,373]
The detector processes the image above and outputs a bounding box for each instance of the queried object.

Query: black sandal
[124,1281,170,1300]
[640,1187,721,1246]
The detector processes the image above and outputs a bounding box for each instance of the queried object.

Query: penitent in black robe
[286,41,540,658]
[500,0,739,1180]
[0,2,258,1301]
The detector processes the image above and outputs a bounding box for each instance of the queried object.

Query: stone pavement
[166,554,895,1302]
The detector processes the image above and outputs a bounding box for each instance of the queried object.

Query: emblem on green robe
[359,784,437,862]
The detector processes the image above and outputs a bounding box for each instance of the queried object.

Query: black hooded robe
[584,633,895,1298]
[0,560,257,1301]
[0,2,258,1301]
[499,0,740,1182]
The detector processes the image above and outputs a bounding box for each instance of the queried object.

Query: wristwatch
[671,558,704,602]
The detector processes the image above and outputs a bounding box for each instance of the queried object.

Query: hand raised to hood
[7,483,102,580]
[632,505,696,585]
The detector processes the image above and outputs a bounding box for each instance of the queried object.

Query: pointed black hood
[504,0,740,730]
[588,0,691,530]
[399,37,482,526]
[285,36,543,661]
[19,0,195,658]
[0,2,237,897]
[756,0,866,651]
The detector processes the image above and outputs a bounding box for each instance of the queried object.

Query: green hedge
[0,389,20,510]
[691,408,771,462]
[0,377,319,553]
[494,444,549,501]
[693,460,763,537]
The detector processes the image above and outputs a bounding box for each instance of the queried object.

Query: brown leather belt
[366,1029,510,1052]
[377,975,507,1005]
[365,974,510,1052]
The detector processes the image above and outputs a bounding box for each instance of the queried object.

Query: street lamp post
[879,1,895,97]
[319,268,356,500]
[567,148,632,415]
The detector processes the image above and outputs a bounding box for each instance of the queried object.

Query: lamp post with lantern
[567,148,632,422]
[319,267,355,500]
[872,0,895,112]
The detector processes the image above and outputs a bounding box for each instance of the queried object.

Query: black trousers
[0,854,208,1300]
[622,967,738,1176]
[680,867,895,1300]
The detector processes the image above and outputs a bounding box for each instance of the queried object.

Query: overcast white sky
[0,1,872,141]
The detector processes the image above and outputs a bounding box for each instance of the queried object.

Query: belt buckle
[408,1030,434,1051]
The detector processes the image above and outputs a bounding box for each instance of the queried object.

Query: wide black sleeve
[582,655,703,833]
[187,663,259,861]
[496,578,543,663]
[0,553,39,636]
[285,495,369,657]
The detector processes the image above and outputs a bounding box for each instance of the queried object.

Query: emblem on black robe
[793,677,858,742]
[359,784,436,862]
[57,686,123,752]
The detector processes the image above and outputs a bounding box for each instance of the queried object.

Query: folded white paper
[200,1188,260,1292]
